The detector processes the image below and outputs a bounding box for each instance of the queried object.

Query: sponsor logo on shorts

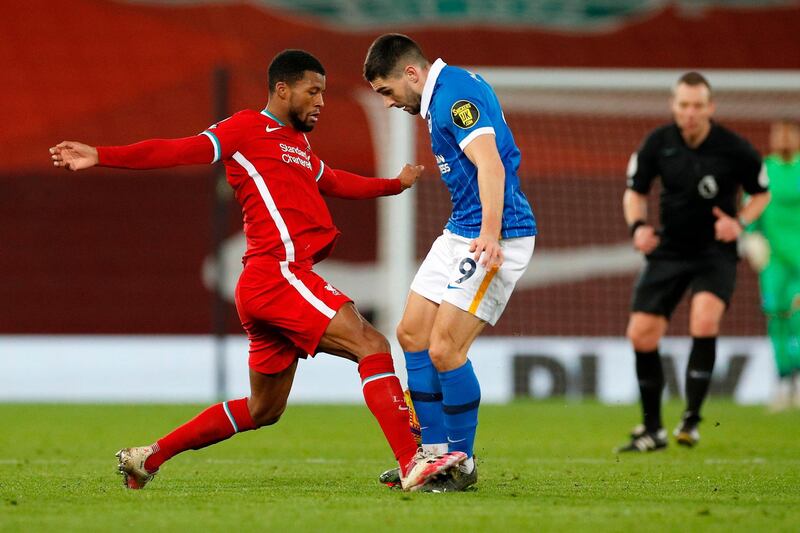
[451,100,480,129]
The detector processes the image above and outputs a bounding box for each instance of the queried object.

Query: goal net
[371,68,800,338]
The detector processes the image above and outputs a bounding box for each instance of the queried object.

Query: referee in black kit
[616,72,771,453]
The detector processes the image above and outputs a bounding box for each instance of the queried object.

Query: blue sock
[439,359,480,458]
[404,350,447,445]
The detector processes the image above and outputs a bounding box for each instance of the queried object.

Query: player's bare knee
[427,337,462,371]
[689,317,720,337]
[625,320,643,343]
[351,323,390,359]
[427,345,448,370]
[627,321,660,351]
[395,322,412,350]
[366,328,391,355]
[629,332,660,352]
[396,322,425,352]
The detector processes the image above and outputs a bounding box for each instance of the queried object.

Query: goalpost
[367,68,800,343]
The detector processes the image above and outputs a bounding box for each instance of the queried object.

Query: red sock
[358,353,418,475]
[144,397,256,472]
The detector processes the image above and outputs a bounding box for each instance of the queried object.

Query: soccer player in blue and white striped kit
[364,34,537,491]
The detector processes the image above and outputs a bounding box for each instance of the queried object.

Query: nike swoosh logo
[446,284,462,290]
[398,406,409,411]
[447,437,466,443]
[265,126,282,133]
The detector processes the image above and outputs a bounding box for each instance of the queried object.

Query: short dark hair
[676,71,712,95]
[363,33,428,82]
[268,49,325,93]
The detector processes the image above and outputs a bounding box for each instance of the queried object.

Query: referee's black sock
[635,349,664,432]
[684,336,717,423]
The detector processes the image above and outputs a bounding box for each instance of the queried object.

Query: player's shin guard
[144,397,255,472]
[358,353,419,472]
[439,359,480,458]
[405,349,447,447]
[685,337,717,421]
[635,349,664,431]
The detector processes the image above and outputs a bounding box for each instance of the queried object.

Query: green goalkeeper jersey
[756,153,800,263]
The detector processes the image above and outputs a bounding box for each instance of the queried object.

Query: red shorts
[235,257,352,374]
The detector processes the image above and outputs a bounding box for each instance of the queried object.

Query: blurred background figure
[742,120,800,410]
[618,72,769,452]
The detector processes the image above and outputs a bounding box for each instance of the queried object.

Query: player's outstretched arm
[49,141,99,171]
[318,164,423,199]
[50,136,215,171]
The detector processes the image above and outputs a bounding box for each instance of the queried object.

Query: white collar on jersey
[420,58,446,119]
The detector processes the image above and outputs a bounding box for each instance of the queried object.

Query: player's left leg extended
[117,361,297,489]
[677,291,726,446]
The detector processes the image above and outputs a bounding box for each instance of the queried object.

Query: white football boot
[116,446,157,489]
[400,449,467,492]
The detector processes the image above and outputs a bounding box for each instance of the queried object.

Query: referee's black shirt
[627,122,766,258]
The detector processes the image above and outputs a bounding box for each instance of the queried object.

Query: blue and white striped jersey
[420,59,537,239]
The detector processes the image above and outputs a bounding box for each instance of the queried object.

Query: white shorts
[410,230,535,326]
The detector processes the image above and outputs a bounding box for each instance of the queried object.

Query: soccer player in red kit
[49,49,465,491]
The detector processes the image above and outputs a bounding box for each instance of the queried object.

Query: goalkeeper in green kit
[741,119,800,409]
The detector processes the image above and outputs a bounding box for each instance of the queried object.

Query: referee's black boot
[673,412,701,447]
[614,424,667,453]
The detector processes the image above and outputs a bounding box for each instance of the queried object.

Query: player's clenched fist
[396,164,424,190]
[49,141,99,171]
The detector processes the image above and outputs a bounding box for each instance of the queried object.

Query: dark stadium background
[3,0,800,337]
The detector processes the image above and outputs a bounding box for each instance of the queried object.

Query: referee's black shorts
[631,251,737,318]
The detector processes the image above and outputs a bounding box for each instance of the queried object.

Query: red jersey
[207,109,339,263]
[97,107,402,265]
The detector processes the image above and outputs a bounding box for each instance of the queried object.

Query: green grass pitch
[1,401,798,532]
